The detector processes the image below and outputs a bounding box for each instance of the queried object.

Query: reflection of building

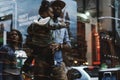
[99,30,119,67]
[77,0,100,66]
[0,0,17,28]
[76,0,119,67]
[0,14,12,45]
[0,23,4,46]
[77,22,87,63]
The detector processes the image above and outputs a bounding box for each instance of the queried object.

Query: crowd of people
[0,0,71,80]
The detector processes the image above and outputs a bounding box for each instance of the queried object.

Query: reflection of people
[50,0,71,80]
[22,1,55,80]
[22,0,71,80]
[34,0,54,26]
[0,29,27,80]
[34,0,67,30]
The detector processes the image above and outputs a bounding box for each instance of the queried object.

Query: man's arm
[62,28,71,50]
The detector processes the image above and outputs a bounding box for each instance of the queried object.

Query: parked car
[99,67,120,80]
[66,66,99,80]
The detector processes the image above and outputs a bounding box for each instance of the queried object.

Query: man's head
[51,0,66,18]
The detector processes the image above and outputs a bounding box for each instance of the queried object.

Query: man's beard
[54,12,61,18]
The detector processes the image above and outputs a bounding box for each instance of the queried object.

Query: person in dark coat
[22,0,71,80]
[22,1,54,80]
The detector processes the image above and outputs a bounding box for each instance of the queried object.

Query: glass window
[84,67,99,77]
[67,69,82,80]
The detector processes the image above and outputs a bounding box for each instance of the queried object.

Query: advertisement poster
[0,0,77,43]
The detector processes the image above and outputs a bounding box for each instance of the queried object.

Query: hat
[51,0,66,9]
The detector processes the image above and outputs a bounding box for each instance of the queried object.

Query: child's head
[39,0,54,18]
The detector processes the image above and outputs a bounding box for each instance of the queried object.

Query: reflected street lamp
[98,16,120,21]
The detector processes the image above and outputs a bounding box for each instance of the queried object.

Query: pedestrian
[0,29,27,80]
[22,0,55,80]
[22,0,71,80]
[50,0,72,80]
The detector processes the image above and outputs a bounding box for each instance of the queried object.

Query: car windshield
[83,67,99,77]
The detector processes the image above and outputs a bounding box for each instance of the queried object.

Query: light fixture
[74,60,78,64]
[77,13,88,19]
[98,16,120,21]
[85,11,90,16]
